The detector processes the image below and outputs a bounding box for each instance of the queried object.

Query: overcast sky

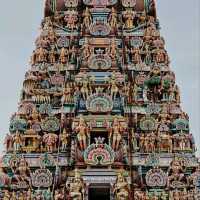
[0,0,199,155]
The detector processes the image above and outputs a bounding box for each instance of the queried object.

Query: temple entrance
[88,184,110,200]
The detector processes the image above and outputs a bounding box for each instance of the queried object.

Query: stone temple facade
[0,0,200,199]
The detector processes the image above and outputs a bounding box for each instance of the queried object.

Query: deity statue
[75,116,89,150]
[81,39,91,61]
[153,47,167,64]
[109,7,118,30]
[43,133,58,152]
[66,170,84,200]
[82,7,92,30]
[80,78,90,100]
[11,191,17,200]
[3,190,11,200]
[109,38,118,60]
[109,77,119,100]
[64,10,78,30]
[69,46,77,64]
[167,160,185,188]
[59,47,69,64]
[60,129,70,152]
[36,47,47,63]
[48,27,57,44]
[13,158,31,188]
[62,83,73,104]
[131,47,142,65]
[169,190,181,200]
[49,47,56,64]
[54,189,64,200]
[110,117,123,150]
[13,131,23,152]
[113,172,130,200]
[123,9,135,29]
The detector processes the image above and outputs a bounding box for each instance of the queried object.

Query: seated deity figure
[167,160,185,188]
[114,172,130,200]
[66,170,84,200]
[75,116,89,150]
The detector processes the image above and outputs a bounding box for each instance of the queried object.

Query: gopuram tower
[1,0,200,199]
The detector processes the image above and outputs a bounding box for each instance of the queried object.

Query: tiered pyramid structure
[0,0,200,199]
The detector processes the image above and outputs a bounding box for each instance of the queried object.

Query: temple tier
[1,0,199,199]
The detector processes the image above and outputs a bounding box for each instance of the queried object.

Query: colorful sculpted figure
[123,9,135,29]
[66,170,84,200]
[13,131,22,152]
[49,47,56,64]
[110,117,123,150]
[131,47,142,64]
[110,77,119,100]
[64,10,78,30]
[13,158,31,188]
[75,116,89,150]
[167,160,185,188]
[81,39,91,60]
[60,129,70,151]
[109,7,118,30]
[114,172,130,200]
[48,27,57,43]
[54,189,64,200]
[3,190,11,200]
[110,38,117,60]
[82,7,92,29]
[11,191,17,200]
[62,84,73,104]
[36,47,47,63]
[69,46,77,64]
[59,47,69,64]
[80,79,90,100]
[43,133,58,152]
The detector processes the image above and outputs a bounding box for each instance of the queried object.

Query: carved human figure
[82,7,92,29]
[114,172,130,200]
[60,129,70,152]
[109,7,118,30]
[75,116,89,150]
[110,38,118,60]
[64,10,78,30]
[123,10,135,29]
[13,158,31,188]
[80,78,90,100]
[81,39,91,61]
[48,27,57,44]
[36,47,47,63]
[154,47,167,64]
[13,131,23,152]
[3,190,11,200]
[59,47,69,64]
[62,84,73,104]
[43,133,58,152]
[54,189,64,200]
[131,47,142,65]
[69,46,77,64]
[110,77,119,100]
[110,117,123,150]
[66,170,84,200]
[49,47,56,64]
[167,160,185,188]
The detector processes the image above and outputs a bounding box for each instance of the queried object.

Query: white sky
[0,0,199,155]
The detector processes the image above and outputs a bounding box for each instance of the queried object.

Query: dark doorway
[88,186,110,200]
